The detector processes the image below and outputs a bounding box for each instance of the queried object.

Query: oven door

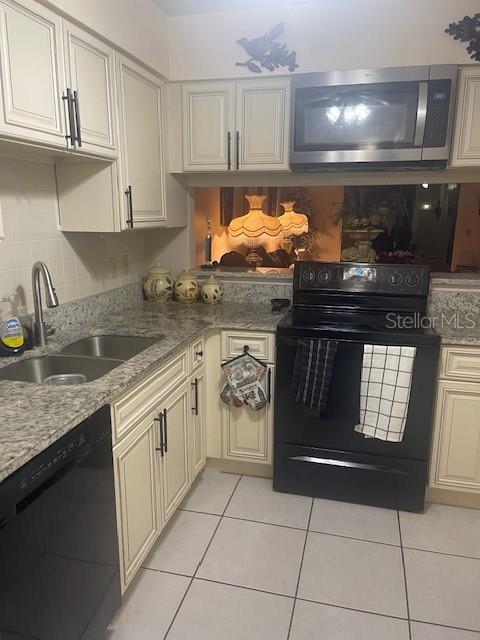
[274,335,438,461]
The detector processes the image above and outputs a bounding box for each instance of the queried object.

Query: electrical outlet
[108,256,118,278]
[0,201,4,240]
[120,254,129,276]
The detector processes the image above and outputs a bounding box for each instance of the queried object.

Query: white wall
[168,0,479,81]
[46,0,170,77]
[0,158,168,313]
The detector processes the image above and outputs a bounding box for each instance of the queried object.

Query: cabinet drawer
[112,350,188,443]
[440,347,480,382]
[190,337,205,372]
[221,331,274,363]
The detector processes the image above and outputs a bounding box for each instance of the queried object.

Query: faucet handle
[45,325,55,337]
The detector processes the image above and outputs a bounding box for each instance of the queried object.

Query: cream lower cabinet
[113,411,160,591]
[112,343,206,592]
[429,346,480,493]
[222,365,274,465]
[190,368,206,479]
[156,381,190,523]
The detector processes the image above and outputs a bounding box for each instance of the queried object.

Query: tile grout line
[397,510,412,640]
[162,474,243,640]
[286,497,314,640]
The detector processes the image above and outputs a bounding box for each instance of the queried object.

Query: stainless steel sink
[0,355,122,384]
[61,335,162,360]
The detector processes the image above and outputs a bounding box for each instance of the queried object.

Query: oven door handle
[414,81,428,147]
[290,455,408,475]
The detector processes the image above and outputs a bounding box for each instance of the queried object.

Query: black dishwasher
[0,406,121,640]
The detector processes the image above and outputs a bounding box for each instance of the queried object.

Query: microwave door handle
[414,81,428,147]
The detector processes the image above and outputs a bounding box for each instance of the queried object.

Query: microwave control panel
[423,79,452,148]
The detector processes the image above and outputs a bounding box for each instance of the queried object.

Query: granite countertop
[0,302,282,484]
[434,326,480,346]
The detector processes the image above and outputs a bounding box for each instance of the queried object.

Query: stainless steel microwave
[290,65,457,171]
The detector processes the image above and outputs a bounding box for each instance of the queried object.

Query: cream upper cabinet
[62,21,117,156]
[450,67,480,167]
[190,369,206,480]
[182,82,235,171]
[113,412,160,592]
[0,0,66,147]
[181,78,290,172]
[236,79,290,171]
[157,381,190,523]
[116,54,166,229]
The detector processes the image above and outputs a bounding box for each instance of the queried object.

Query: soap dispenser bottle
[0,295,25,357]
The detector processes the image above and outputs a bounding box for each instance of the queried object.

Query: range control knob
[318,270,331,283]
[303,268,315,283]
[406,272,420,287]
[389,271,403,286]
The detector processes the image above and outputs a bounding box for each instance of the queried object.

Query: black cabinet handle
[191,378,199,415]
[195,350,203,359]
[267,368,272,404]
[163,408,168,453]
[62,88,76,148]
[154,413,164,456]
[73,90,82,147]
[236,131,240,170]
[227,131,232,170]
[125,185,134,228]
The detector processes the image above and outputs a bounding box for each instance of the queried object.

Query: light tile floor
[107,469,480,639]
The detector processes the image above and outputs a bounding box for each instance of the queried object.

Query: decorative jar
[174,270,200,302]
[143,266,173,302]
[201,275,224,304]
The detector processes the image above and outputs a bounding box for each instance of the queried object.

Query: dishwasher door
[0,406,121,640]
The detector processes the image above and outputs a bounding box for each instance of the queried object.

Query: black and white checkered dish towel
[354,345,416,442]
[292,339,338,417]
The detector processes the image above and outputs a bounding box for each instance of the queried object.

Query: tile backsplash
[0,157,177,313]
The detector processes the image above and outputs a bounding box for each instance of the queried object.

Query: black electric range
[273,261,440,512]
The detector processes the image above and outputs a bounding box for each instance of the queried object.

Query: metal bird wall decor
[235,23,298,73]
[445,13,480,62]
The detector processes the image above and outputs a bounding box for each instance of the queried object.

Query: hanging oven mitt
[221,353,267,411]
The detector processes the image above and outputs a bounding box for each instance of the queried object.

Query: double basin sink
[0,335,163,385]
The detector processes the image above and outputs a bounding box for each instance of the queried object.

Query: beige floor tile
[167,579,293,640]
[290,599,410,640]
[298,532,407,618]
[143,510,220,576]
[197,517,305,596]
[106,569,189,640]
[400,504,480,558]
[225,476,312,529]
[405,548,480,631]
[179,468,240,515]
[411,621,480,639]
[310,498,400,545]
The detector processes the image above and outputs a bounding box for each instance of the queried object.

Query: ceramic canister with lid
[174,270,200,302]
[143,266,173,302]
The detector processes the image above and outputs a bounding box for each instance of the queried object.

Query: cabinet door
[430,380,480,493]
[182,82,235,171]
[190,369,206,480]
[159,382,190,523]
[0,0,66,146]
[451,68,480,167]
[63,21,117,156]
[113,413,160,591]
[117,54,166,228]
[222,365,274,464]
[236,79,290,171]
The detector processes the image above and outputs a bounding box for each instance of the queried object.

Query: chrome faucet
[32,262,59,346]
